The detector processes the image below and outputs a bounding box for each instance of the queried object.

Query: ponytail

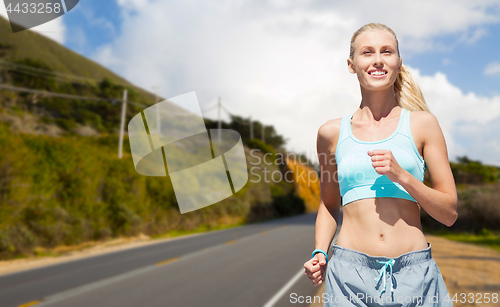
[394,65,430,112]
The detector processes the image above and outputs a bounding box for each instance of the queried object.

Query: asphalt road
[0,211,343,307]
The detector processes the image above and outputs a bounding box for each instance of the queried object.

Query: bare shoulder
[318,118,342,138]
[410,110,439,127]
[317,118,343,154]
[409,111,447,162]
[410,111,442,138]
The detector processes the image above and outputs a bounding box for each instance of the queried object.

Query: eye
[383,50,392,54]
[363,51,371,54]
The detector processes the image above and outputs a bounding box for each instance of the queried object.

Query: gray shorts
[323,243,452,307]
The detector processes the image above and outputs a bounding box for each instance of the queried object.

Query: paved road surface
[1,211,343,307]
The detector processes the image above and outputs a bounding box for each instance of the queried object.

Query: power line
[201,105,217,113]
[218,100,265,142]
[220,103,233,116]
[0,60,148,96]
[0,84,149,109]
[220,104,247,123]
[214,100,254,127]
[127,100,149,109]
[0,84,118,102]
[26,85,268,153]
[0,62,158,109]
[0,66,97,86]
[1,82,268,151]
[0,84,199,112]
[0,60,101,84]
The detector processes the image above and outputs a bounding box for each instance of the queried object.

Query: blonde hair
[349,23,430,112]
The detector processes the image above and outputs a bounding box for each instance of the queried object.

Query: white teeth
[370,71,386,76]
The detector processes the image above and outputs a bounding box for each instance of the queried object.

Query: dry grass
[285,157,320,212]
[0,110,64,137]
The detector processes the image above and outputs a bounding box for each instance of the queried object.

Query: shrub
[247,139,276,165]
[451,156,500,184]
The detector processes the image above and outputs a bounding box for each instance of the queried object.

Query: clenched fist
[304,253,328,287]
[368,149,406,183]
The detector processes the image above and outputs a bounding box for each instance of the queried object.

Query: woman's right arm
[304,120,342,286]
[315,120,342,253]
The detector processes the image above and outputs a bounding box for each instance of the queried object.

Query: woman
[303,23,457,306]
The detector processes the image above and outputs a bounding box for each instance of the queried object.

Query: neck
[358,85,399,120]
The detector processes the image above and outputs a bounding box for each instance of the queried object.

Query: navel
[379,233,384,242]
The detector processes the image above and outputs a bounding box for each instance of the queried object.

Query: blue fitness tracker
[311,249,329,263]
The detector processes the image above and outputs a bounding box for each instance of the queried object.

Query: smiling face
[347,29,402,92]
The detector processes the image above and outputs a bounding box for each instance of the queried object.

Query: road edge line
[263,269,304,307]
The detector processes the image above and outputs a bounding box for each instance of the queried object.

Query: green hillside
[0,16,141,90]
[0,15,165,137]
[0,19,147,135]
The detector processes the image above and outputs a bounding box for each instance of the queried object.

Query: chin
[360,82,393,91]
[359,77,396,90]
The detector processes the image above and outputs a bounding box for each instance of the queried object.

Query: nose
[373,52,383,67]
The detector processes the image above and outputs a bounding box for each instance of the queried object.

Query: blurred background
[0,1,499,307]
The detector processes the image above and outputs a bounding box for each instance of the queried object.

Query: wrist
[397,169,412,186]
[311,249,329,262]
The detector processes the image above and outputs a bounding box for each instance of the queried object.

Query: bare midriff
[336,197,428,258]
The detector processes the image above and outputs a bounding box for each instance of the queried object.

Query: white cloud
[116,0,151,12]
[484,62,500,76]
[0,4,66,44]
[458,27,488,45]
[452,116,500,166]
[414,69,500,166]
[79,5,116,37]
[263,0,500,54]
[91,0,500,166]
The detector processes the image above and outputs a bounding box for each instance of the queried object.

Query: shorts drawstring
[374,259,395,296]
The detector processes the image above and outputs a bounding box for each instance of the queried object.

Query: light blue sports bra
[335,108,426,206]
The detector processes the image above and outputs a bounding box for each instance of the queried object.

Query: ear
[398,58,403,72]
[347,58,356,74]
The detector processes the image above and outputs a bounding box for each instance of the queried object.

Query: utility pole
[250,116,253,140]
[261,124,265,143]
[217,96,221,144]
[152,86,160,135]
[118,89,128,159]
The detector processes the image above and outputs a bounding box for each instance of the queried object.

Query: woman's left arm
[369,112,458,227]
[399,112,458,227]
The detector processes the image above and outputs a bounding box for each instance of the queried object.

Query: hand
[367,149,407,183]
[303,253,327,287]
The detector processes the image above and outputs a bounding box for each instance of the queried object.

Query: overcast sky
[2,0,500,166]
